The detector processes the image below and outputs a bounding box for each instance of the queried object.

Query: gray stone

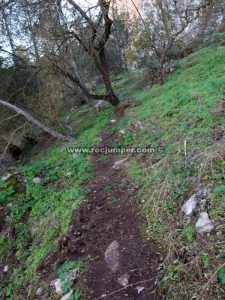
[118,129,126,135]
[2,173,11,181]
[136,286,145,294]
[50,279,58,287]
[196,212,214,234]
[32,177,41,184]
[66,269,79,282]
[95,100,106,108]
[182,188,209,216]
[181,194,198,215]
[50,269,78,296]
[54,279,63,295]
[36,287,44,296]
[3,265,9,273]
[118,274,130,287]
[60,290,73,300]
[105,240,120,272]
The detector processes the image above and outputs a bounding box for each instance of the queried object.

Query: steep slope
[111,44,225,299]
[0,42,225,299]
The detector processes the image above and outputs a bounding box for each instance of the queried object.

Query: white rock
[136,286,145,294]
[51,269,77,296]
[36,287,44,296]
[95,100,106,108]
[32,177,41,184]
[118,274,130,287]
[2,174,11,181]
[195,212,214,234]
[54,279,63,295]
[105,240,120,272]
[60,290,73,300]
[66,269,79,282]
[3,265,9,273]
[50,279,58,287]
[181,194,198,215]
[182,188,209,215]
[112,157,129,170]
[118,129,126,135]
[111,119,117,123]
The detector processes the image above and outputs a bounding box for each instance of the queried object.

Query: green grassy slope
[0,43,225,299]
[0,107,114,299]
[113,45,225,298]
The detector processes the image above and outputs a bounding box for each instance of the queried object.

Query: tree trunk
[100,51,119,106]
[97,48,120,106]
[57,0,90,104]
[65,0,120,107]
[0,99,71,141]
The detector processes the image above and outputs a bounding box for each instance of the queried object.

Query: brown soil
[39,127,159,300]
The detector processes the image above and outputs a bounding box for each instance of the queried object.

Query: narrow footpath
[40,125,159,300]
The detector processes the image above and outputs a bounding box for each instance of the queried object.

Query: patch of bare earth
[39,130,159,300]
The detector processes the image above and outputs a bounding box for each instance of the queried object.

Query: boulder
[36,287,44,296]
[181,188,209,215]
[118,129,126,135]
[2,173,12,181]
[54,279,63,295]
[196,212,214,234]
[3,265,9,273]
[181,194,198,216]
[105,240,120,272]
[118,274,130,287]
[95,100,106,108]
[66,269,79,282]
[136,286,145,294]
[32,177,42,184]
[51,269,78,296]
[60,290,73,300]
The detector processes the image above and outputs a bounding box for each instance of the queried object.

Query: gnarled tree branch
[0,99,72,141]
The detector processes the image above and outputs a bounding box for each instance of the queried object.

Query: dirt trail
[40,127,159,299]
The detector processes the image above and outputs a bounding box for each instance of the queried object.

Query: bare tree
[56,0,120,106]
[131,0,224,85]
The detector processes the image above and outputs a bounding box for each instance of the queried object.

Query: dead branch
[0,99,72,141]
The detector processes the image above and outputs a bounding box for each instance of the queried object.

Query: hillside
[1,43,225,299]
